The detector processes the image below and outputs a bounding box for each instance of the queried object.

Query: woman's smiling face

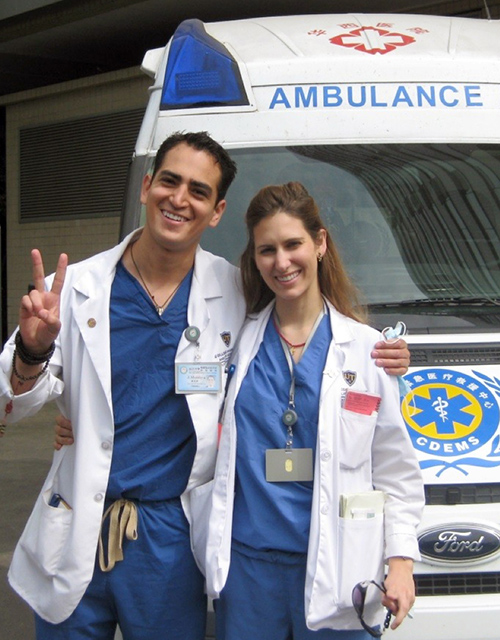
[253,211,326,306]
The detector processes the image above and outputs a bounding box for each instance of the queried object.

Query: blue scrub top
[106,261,196,502]
[232,312,332,553]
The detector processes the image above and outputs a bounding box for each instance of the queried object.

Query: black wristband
[14,331,55,366]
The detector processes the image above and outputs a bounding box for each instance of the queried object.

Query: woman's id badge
[265,448,313,482]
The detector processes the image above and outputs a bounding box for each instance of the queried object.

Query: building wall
[3,68,150,333]
[440,0,500,19]
[428,0,500,17]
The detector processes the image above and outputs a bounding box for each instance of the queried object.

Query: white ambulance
[121,13,500,640]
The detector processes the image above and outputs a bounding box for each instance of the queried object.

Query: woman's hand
[382,557,415,630]
[54,414,74,450]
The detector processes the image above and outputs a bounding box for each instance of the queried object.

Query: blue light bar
[161,19,249,110]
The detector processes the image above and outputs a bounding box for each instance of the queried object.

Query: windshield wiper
[370,296,500,309]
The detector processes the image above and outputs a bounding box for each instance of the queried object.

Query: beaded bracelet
[12,351,50,383]
[14,331,55,366]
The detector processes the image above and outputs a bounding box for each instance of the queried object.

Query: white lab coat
[203,300,424,631]
[0,230,246,624]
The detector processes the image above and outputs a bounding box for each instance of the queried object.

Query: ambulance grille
[410,344,500,367]
[425,484,500,505]
[415,572,500,596]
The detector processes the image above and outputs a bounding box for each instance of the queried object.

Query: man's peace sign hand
[19,250,68,353]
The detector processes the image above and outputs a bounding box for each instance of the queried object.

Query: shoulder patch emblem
[343,370,357,386]
[220,331,231,347]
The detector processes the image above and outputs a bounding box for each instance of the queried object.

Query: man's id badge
[175,363,222,394]
[265,449,313,482]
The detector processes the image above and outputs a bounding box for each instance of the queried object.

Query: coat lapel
[70,234,134,410]
[176,246,225,359]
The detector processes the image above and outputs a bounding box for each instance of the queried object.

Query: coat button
[88,318,97,328]
[94,493,104,502]
[321,450,332,461]
[321,505,329,515]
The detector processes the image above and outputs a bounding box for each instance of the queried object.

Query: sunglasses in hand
[352,580,393,638]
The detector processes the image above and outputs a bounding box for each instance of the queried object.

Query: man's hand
[20,250,68,353]
[54,414,74,450]
[11,251,68,395]
[371,339,410,376]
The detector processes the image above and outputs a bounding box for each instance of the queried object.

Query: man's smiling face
[140,142,226,256]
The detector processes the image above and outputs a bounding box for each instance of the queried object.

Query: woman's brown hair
[240,182,366,322]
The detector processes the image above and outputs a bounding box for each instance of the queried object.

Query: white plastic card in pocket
[339,490,385,519]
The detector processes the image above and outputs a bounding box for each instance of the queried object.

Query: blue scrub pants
[35,499,206,640]
[215,542,370,640]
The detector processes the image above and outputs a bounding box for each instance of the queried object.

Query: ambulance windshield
[204,143,500,332]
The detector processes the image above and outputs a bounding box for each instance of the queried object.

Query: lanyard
[276,307,326,450]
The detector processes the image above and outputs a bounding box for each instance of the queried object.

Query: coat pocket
[20,488,73,578]
[337,515,385,611]
[189,479,215,576]
[339,409,377,469]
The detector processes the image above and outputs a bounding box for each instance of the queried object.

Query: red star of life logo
[330,26,416,55]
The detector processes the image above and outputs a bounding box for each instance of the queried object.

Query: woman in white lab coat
[204,182,424,640]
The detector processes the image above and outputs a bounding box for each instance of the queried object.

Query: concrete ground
[0,402,58,639]
[0,402,215,639]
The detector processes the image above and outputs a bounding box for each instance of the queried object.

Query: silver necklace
[130,243,181,315]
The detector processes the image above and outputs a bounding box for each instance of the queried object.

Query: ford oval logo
[418,524,500,565]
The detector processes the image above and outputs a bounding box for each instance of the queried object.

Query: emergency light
[160,19,249,110]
